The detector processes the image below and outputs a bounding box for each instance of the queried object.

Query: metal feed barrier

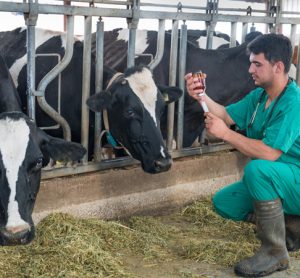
[0,0,299,179]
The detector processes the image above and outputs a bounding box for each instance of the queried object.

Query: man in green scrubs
[185,33,300,277]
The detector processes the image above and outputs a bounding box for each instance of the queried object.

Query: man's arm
[205,112,282,161]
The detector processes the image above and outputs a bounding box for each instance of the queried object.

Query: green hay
[0,197,299,277]
[0,213,132,277]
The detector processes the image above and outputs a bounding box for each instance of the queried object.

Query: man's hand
[204,112,230,140]
[184,73,204,101]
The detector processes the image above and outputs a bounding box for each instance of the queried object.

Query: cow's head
[0,112,86,245]
[87,65,182,173]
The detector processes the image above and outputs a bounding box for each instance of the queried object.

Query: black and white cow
[0,27,182,174]
[86,65,182,172]
[98,28,235,71]
[0,53,86,245]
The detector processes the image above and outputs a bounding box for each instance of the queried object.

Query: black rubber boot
[285,214,300,252]
[234,199,289,277]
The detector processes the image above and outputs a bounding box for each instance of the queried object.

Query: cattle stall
[0,0,300,219]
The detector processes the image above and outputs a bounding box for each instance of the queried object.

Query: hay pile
[0,197,298,277]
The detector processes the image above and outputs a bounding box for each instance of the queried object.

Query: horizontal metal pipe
[1,2,299,25]
[42,143,233,179]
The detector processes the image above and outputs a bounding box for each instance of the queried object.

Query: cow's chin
[0,225,35,246]
[141,157,172,174]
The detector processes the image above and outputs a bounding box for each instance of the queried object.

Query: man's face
[248,53,277,88]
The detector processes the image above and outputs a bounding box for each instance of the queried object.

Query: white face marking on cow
[9,28,69,87]
[117,29,149,55]
[160,146,166,158]
[0,117,30,228]
[197,36,228,49]
[125,68,158,126]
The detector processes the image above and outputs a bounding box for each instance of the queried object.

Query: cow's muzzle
[152,157,172,173]
[0,224,35,245]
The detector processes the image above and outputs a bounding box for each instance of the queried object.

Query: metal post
[290,24,297,47]
[24,0,38,120]
[177,22,187,150]
[297,37,300,85]
[205,0,218,49]
[94,19,104,162]
[127,0,139,67]
[149,19,166,71]
[275,0,283,34]
[63,0,71,31]
[167,19,179,151]
[230,21,237,47]
[81,15,92,163]
[241,22,248,43]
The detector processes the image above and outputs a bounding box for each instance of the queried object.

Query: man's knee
[244,159,268,181]
[212,191,230,219]
[212,189,242,220]
[243,159,277,200]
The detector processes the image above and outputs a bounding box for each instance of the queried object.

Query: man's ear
[275,61,285,74]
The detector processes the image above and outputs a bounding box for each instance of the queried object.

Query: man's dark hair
[247,33,293,73]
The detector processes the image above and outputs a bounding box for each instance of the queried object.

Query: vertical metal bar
[149,19,166,71]
[290,24,297,47]
[167,20,179,151]
[205,0,218,50]
[81,16,92,163]
[94,19,104,162]
[63,0,71,31]
[206,22,215,49]
[241,22,248,43]
[24,0,38,120]
[177,23,187,150]
[296,38,300,85]
[127,0,139,67]
[230,22,237,47]
[26,26,36,120]
[127,28,136,68]
[275,0,283,34]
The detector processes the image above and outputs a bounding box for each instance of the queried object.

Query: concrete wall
[33,150,249,223]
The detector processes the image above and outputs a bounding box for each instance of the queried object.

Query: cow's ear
[38,130,86,163]
[86,91,112,112]
[157,85,183,104]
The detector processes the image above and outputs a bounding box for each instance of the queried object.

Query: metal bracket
[24,0,38,26]
[127,0,139,29]
[177,2,182,13]
[246,6,252,16]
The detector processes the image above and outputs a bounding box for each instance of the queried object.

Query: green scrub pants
[212,159,300,221]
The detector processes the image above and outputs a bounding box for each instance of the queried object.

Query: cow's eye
[127,109,135,118]
[33,158,43,171]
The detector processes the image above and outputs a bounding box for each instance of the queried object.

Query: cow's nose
[0,223,31,245]
[154,157,172,172]
[6,223,31,234]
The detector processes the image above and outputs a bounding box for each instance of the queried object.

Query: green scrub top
[226,80,300,182]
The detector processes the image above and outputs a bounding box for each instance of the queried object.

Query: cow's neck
[103,66,118,90]
[0,56,22,113]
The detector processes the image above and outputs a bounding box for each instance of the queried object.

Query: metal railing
[0,0,299,178]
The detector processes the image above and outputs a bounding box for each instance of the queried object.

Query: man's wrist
[222,127,232,142]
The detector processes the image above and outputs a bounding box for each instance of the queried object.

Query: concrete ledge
[33,150,249,223]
